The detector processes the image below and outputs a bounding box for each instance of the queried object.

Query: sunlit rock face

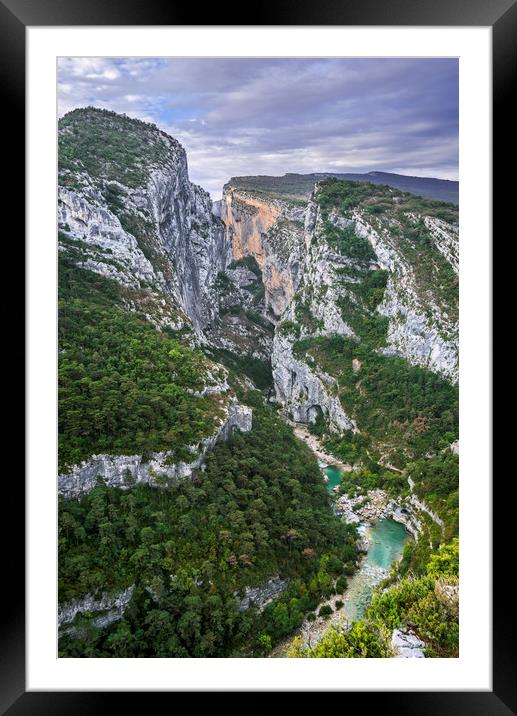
[270,182,458,433]
[221,187,305,319]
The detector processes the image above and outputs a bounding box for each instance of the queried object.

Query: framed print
[5,0,510,709]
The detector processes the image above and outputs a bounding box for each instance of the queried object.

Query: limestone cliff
[219,177,458,445]
[59,107,230,337]
[268,179,458,466]
[272,330,357,431]
[352,210,458,382]
[221,186,305,319]
[58,108,251,499]
[58,586,135,630]
[58,110,458,492]
[59,392,252,499]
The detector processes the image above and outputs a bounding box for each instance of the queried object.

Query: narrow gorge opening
[57,107,459,660]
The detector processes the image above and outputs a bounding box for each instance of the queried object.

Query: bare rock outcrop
[58,397,252,499]
[221,187,305,319]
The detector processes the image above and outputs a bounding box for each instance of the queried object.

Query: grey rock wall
[58,585,135,628]
[272,331,356,431]
[237,577,289,612]
[59,398,252,499]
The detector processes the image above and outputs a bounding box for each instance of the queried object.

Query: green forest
[59,392,358,657]
[288,538,459,658]
[59,107,171,189]
[294,334,458,469]
[59,254,223,471]
[57,108,459,661]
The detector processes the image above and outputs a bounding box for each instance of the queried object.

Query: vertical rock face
[58,586,135,628]
[58,110,458,496]
[221,186,305,319]
[148,168,231,334]
[272,330,357,431]
[352,212,458,382]
[222,187,282,264]
[270,197,360,431]
[59,108,231,338]
[270,181,458,436]
[58,109,252,500]
[221,177,458,438]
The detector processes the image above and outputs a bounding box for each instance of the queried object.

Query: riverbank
[271,518,410,657]
[288,420,353,473]
[335,488,422,539]
[270,417,415,657]
[271,592,352,656]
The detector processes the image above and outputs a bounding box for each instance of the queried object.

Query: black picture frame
[6,0,507,711]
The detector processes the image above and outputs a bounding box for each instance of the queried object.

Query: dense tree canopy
[58,255,223,471]
[59,392,358,656]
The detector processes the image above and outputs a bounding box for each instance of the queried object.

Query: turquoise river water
[323,465,411,621]
[323,465,343,492]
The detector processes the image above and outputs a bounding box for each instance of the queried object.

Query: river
[271,429,411,655]
[341,518,410,622]
[272,463,411,655]
[323,464,411,622]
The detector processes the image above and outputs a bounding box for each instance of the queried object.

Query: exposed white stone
[148,169,231,335]
[58,187,158,288]
[58,398,252,499]
[272,331,356,432]
[237,577,289,612]
[59,133,231,339]
[58,586,135,627]
[408,494,444,530]
[225,266,258,288]
[391,628,426,658]
[335,488,422,538]
[377,277,458,383]
[424,216,459,274]
[353,212,458,383]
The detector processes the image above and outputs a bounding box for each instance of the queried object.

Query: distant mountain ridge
[227,171,458,205]
[57,109,459,660]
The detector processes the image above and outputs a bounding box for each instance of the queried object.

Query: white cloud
[57,57,458,198]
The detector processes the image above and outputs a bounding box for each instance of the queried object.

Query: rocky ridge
[335,488,423,539]
[58,112,458,654]
[58,109,253,501]
[273,330,357,430]
[58,585,135,629]
[268,188,459,438]
[354,212,459,382]
[59,393,252,499]
[59,108,230,338]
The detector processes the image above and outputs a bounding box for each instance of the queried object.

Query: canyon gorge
[57,108,459,659]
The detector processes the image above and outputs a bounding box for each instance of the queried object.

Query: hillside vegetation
[227,171,458,205]
[288,538,459,658]
[57,109,460,660]
[59,393,358,656]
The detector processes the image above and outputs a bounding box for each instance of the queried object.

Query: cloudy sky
[58,57,458,199]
